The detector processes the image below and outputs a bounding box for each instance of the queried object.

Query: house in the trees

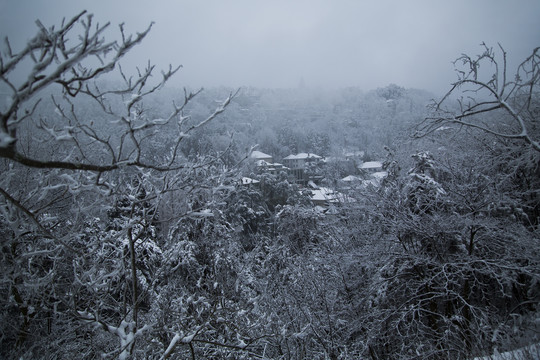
[250,150,288,175]
[308,181,355,207]
[283,152,323,184]
[250,150,273,163]
[357,161,388,186]
[360,160,383,173]
[340,175,361,189]
[255,160,288,175]
[310,187,342,207]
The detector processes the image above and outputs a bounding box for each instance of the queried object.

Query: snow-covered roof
[371,171,388,179]
[241,177,260,185]
[250,150,272,159]
[311,188,336,202]
[310,187,354,204]
[284,153,322,160]
[360,161,383,169]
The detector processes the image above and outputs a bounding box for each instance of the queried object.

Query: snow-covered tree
[362,146,540,359]
[417,43,540,153]
[0,11,240,358]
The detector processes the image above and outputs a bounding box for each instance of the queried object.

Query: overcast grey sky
[0,0,539,94]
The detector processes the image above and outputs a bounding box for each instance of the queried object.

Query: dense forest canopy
[0,11,539,360]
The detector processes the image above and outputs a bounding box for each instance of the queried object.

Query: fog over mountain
[1,0,539,94]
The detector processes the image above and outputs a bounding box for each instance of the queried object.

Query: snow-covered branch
[0,11,216,172]
[416,44,540,152]
[77,311,151,360]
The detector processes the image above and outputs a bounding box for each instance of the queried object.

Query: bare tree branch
[415,44,540,152]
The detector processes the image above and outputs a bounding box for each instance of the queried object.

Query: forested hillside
[1,12,538,359]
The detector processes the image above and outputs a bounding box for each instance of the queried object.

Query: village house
[358,161,387,184]
[250,150,273,163]
[360,160,383,173]
[307,181,355,207]
[250,150,288,175]
[282,152,323,183]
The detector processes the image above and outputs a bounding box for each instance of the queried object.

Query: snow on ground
[472,343,540,360]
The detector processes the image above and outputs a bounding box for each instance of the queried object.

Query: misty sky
[0,0,539,94]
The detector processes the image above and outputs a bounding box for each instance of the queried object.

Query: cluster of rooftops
[243,150,388,208]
